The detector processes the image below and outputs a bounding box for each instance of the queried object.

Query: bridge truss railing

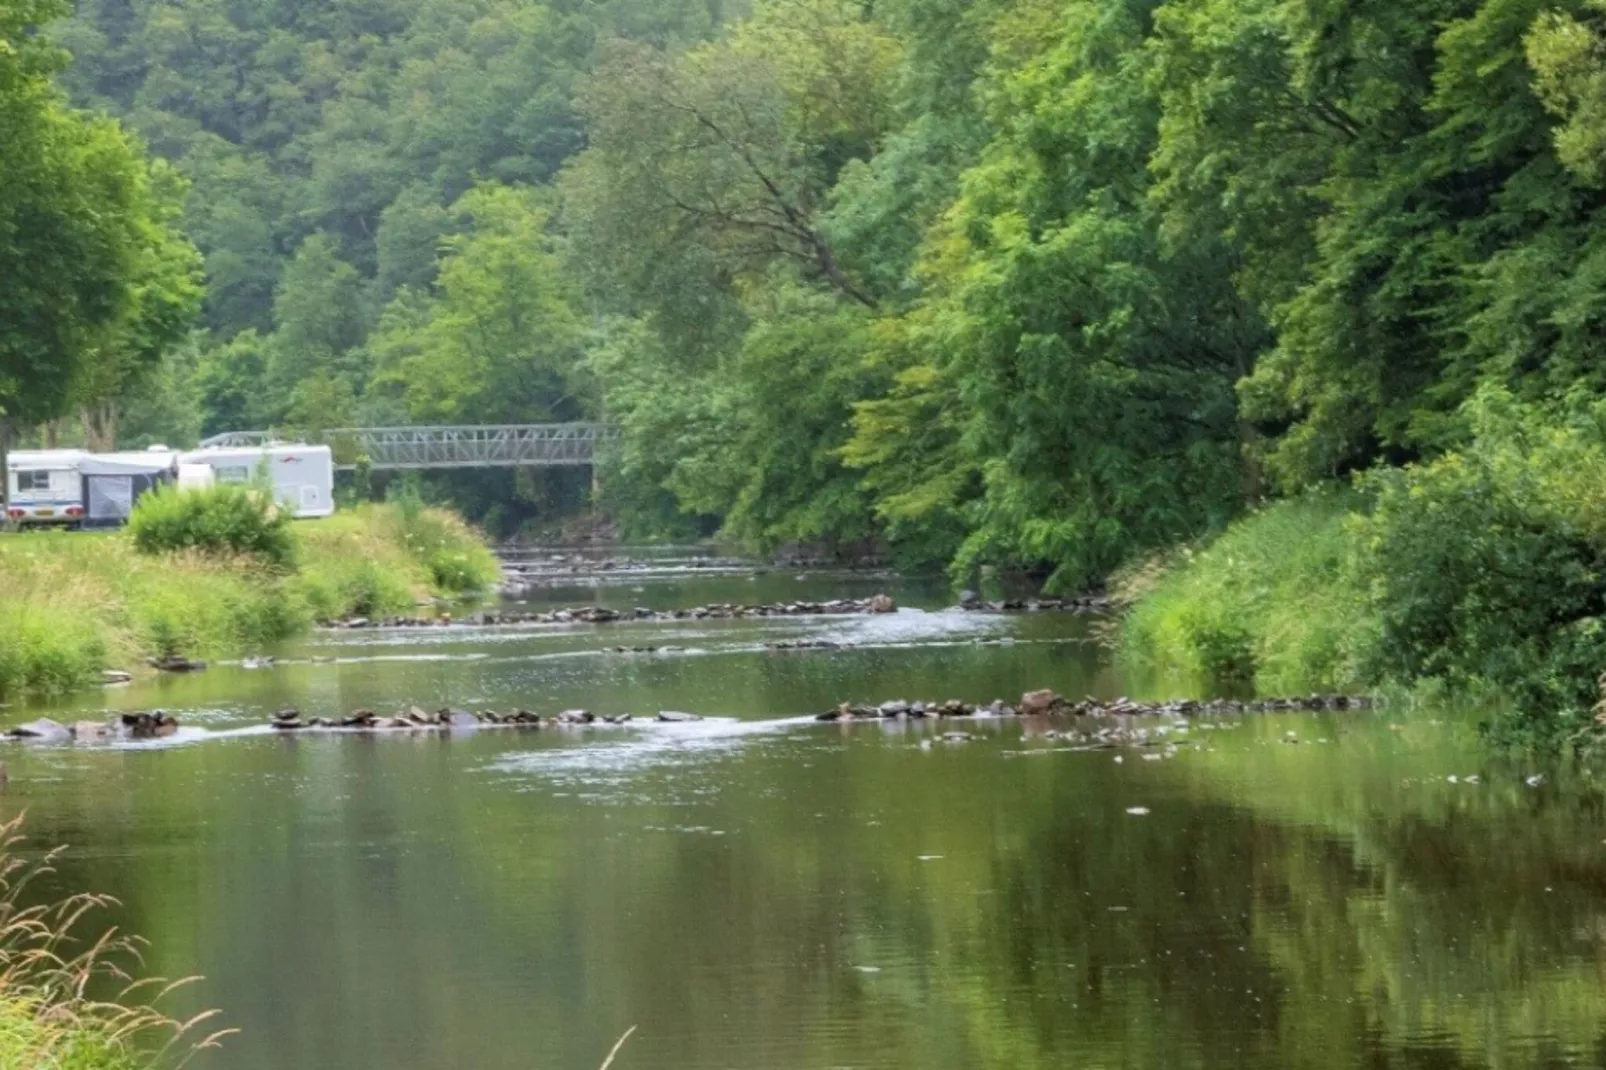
[197,423,619,470]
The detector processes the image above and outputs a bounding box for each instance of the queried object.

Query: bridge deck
[198,424,617,470]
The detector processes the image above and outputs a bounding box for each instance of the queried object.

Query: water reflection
[0,573,1603,1069]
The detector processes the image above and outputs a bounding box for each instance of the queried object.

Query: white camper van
[5,450,90,525]
[182,444,335,519]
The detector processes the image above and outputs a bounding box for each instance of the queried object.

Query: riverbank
[1118,406,1606,749]
[0,503,499,701]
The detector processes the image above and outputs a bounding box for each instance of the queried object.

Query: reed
[0,815,231,1068]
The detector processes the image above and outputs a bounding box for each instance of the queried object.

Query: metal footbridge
[198,423,618,471]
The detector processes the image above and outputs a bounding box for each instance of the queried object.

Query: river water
[3,560,1604,1069]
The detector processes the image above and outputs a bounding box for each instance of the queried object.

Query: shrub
[387,495,500,593]
[295,557,415,621]
[127,485,296,568]
[1349,392,1606,747]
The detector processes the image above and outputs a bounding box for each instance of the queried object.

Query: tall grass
[0,815,230,1068]
[1117,490,1376,695]
[0,503,499,701]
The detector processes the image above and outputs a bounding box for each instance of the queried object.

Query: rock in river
[148,655,207,673]
[656,710,703,723]
[1019,689,1063,716]
[11,719,70,742]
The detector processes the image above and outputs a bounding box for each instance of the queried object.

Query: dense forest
[11,0,1606,579]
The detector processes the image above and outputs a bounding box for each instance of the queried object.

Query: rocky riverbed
[2,688,1378,746]
[323,596,899,629]
[323,592,1119,630]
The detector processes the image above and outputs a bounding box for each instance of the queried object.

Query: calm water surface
[4,567,1605,1069]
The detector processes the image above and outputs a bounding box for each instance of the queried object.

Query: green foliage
[1119,490,1374,696]
[1349,391,1606,747]
[1528,0,1606,184]
[1124,389,1606,749]
[368,183,584,424]
[127,484,296,567]
[0,0,199,453]
[384,489,502,592]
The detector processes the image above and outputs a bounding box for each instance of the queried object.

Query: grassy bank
[1119,391,1606,749]
[0,502,499,701]
[1118,491,1374,696]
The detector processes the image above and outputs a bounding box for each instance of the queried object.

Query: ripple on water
[484,716,805,795]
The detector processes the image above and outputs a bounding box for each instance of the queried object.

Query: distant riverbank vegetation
[0,499,497,701]
[12,0,1606,740]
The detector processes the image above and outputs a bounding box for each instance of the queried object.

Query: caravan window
[15,471,50,492]
[215,465,251,484]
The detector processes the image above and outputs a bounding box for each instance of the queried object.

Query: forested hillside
[16,0,1606,577]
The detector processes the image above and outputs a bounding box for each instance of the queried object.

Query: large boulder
[868,594,896,614]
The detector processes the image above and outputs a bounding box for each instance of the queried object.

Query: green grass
[1117,490,1377,696]
[0,503,499,701]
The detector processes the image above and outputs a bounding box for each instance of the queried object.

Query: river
[2,556,1602,1069]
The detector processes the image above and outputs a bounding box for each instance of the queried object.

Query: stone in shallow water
[656,711,702,723]
[1019,690,1062,716]
[72,721,110,742]
[11,719,70,742]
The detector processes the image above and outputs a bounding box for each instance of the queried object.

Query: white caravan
[182,444,335,519]
[5,450,90,525]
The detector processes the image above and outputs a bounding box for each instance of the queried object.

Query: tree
[72,160,205,450]
[566,0,902,313]
[369,183,585,424]
[1,0,198,504]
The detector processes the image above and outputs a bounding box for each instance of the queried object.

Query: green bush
[1349,393,1606,747]
[295,557,415,621]
[127,485,296,568]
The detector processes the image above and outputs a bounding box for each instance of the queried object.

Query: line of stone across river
[321,593,1112,629]
[2,689,1380,744]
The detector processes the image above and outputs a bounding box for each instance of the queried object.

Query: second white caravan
[182,444,335,519]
